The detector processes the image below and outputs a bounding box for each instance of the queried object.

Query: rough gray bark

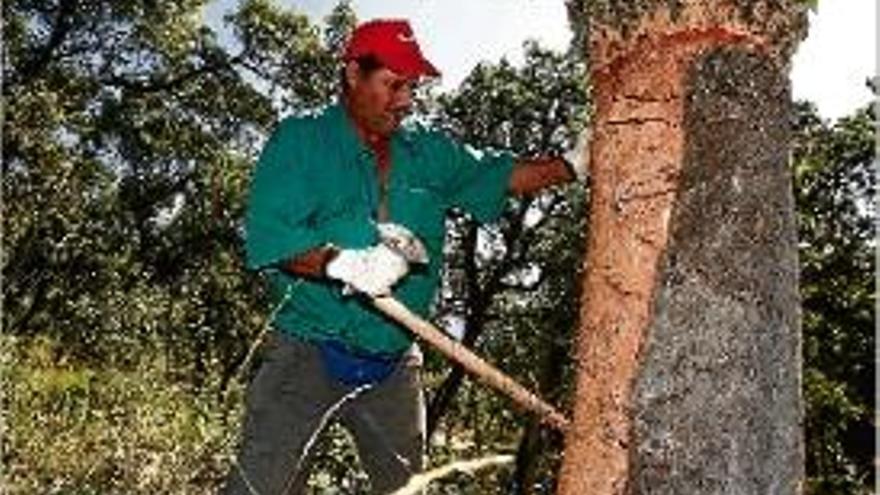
[627,47,803,494]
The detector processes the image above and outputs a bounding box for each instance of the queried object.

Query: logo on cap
[344,19,441,78]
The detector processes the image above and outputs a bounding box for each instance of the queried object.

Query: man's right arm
[245,119,329,271]
[281,245,340,278]
[281,224,427,296]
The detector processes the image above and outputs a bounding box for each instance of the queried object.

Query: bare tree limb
[389,455,515,495]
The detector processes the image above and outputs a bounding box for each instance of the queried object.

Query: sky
[203,0,877,122]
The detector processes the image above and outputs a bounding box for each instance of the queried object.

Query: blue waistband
[315,338,402,387]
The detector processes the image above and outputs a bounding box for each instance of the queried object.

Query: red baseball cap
[343,19,440,79]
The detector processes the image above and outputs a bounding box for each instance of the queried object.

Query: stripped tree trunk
[558,1,809,493]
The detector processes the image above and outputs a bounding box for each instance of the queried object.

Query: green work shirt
[244,103,515,355]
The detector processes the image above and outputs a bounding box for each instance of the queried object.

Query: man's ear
[345,60,360,91]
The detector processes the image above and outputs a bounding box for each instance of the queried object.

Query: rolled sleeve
[244,119,324,270]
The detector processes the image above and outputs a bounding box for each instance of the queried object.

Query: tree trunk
[558,1,809,493]
[510,327,568,495]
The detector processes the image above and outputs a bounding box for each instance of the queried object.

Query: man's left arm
[508,129,590,196]
[508,157,576,196]
[434,128,589,222]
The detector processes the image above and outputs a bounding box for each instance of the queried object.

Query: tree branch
[15,0,78,85]
[102,52,247,96]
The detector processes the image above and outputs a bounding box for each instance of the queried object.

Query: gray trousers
[220,331,426,495]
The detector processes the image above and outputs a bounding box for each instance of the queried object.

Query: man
[222,19,587,495]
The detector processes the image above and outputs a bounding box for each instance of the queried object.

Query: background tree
[792,101,876,493]
[424,44,587,494]
[4,0,274,374]
[4,0,350,490]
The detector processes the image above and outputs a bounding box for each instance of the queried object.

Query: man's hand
[377,222,428,264]
[563,128,590,182]
[507,129,592,196]
[324,222,428,296]
[325,244,409,296]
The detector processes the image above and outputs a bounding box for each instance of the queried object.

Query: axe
[376,223,570,431]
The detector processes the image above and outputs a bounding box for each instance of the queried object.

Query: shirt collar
[324,101,417,159]
[324,101,371,162]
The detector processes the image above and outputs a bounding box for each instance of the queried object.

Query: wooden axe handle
[371,295,570,431]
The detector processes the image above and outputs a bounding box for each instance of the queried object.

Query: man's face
[346,62,415,138]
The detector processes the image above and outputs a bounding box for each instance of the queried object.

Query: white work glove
[325,244,409,296]
[377,222,429,264]
[562,128,591,182]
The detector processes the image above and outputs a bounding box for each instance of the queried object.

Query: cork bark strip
[557,21,773,495]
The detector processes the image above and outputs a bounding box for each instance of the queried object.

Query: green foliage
[2,1,356,491]
[2,0,358,383]
[436,41,588,156]
[6,334,243,493]
[423,43,588,494]
[226,0,334,110]
[792,102,876,494]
